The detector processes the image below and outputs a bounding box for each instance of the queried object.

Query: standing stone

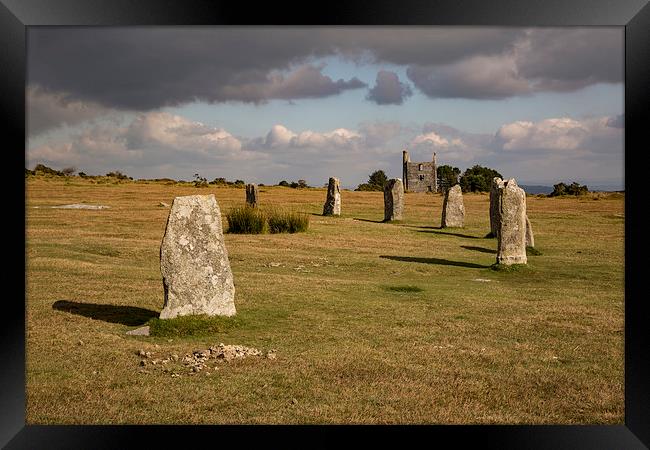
[441,184,465,228]
[384,178,404,221]
[159,194,236,319]
[245,184,258,207]
[496,179,527,265]
[525,215,535,248]
[322,177,341,216]
[489,177,502,237]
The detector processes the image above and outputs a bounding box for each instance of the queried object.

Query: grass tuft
[490,262,530,273]
[226,205,267,234]
[267,209,309,233]
[384,285,424,293]
[147,314,243,337]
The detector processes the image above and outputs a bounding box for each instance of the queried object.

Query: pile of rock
[136,343,276,376]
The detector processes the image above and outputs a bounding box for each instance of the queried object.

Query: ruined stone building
[402,150,438,193]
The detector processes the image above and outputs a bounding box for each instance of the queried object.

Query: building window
[418,164,423,171]
[419,174,425,181]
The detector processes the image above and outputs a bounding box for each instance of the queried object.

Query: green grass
[25,178,624,425]
[148,314,243,337]
[267,209,310,233]
[226,205,267,234]
[384,285,424,293]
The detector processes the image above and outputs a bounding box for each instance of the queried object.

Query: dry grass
[25,178,624,424]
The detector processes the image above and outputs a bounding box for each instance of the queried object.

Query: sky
[26,27,624,189]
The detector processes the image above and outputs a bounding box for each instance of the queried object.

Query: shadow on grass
[380,255,490,269]
[415,229,482,239]
[52,300,158,326]
[353,217,385,224]
[461,245,496,254]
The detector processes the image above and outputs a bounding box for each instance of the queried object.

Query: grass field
[25,177,624,424]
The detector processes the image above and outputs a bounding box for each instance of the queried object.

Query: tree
[437,165,461,189]
[459,165,502,192]
[297,179,308,188]
[278,180,289,187]
[61,166,77,176]
[193,173,208,188]
[356,170,387,191]
[368,170,387,188]
[549,181,589,197]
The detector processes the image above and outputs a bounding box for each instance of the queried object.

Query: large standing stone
[489,177,502,237]
[384,178,404,221]
[159,194,236,319]
[441,184,465,228]
[322,177,341,216]
[245,184,258,207]
[496,179,527,265]
[525,215,535,248]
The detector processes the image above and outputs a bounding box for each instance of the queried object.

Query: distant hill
[520,185,553,195]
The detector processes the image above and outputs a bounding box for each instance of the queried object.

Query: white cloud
[125,112,242,154]
[412,131,450,148]
[496,117,593,151]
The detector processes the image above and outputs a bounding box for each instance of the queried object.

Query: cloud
[27,27,622,112]
[412,131,450,148]
[260,124,362,151]
[124,112,242,154]
[495,117,598,151]
[407,53,531,100]
[28,112,258,174]
[405,28,623,100]
[27,86,112,136]
[606,114,624,129]
[366,70,412,105]
[26,113,623,187]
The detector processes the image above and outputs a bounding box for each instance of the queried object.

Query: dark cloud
[27,27,623,112]
[366,70,412,105]
[606,114,624,128]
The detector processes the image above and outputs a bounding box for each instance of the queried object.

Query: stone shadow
[461,245,496,254]
[353,217,385,224]
[415,229,482,239]
[53,300,159,326]
[379,255,490,269]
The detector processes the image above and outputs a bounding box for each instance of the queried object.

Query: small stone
[171,354,179,361]
[145,352,152,358]
[126,326,150,336]
[77,340,84,346]
[291,398,298,405]
[138,349,146,357]
[139,360,147,367]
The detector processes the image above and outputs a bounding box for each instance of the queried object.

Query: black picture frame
[4,0,648,447]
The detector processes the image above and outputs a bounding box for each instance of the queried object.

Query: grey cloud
[516,29,623,89]
[366,71,412,105]
[27,86,112,135]
[606,114,624,128]
[407,55,532,100]
[27,27,621,111]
